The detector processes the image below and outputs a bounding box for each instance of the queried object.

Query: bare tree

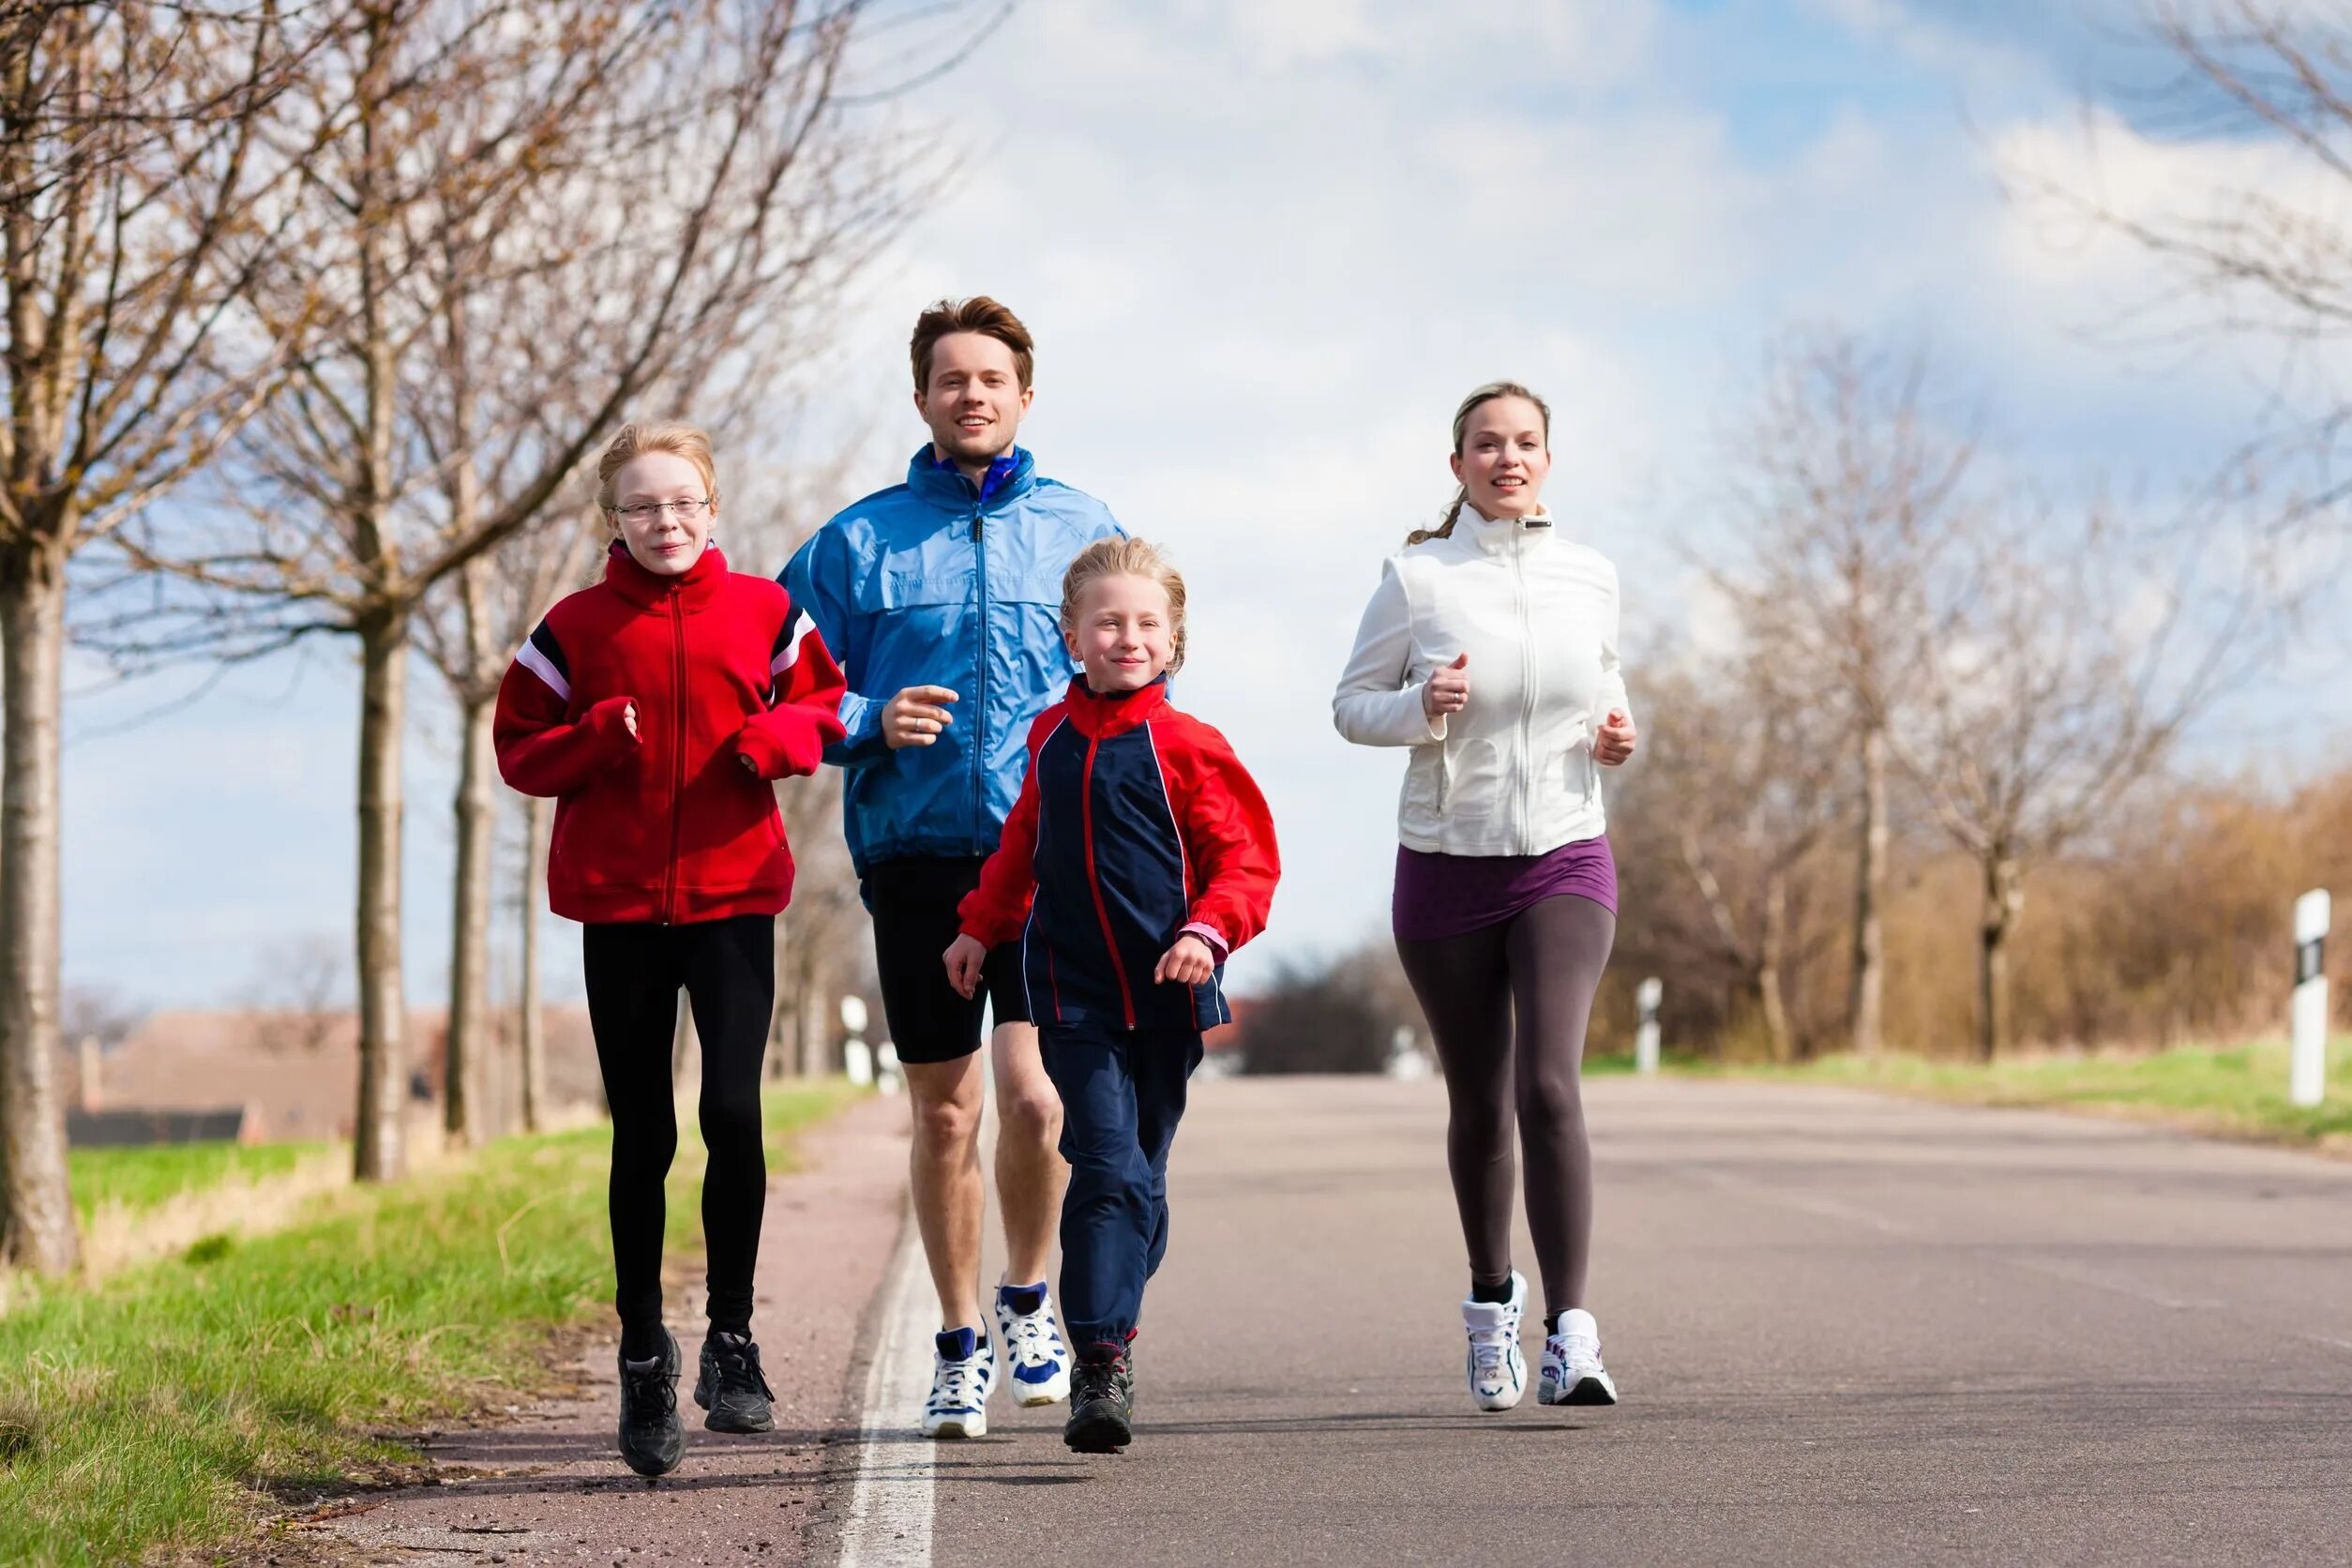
[245,932,350,1055]
[1701,332,1979,1058]
[108,0,928,1180]
[0,3,323,1272]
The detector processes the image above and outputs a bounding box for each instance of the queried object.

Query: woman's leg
[582,922,684,1358]
[681,913,777,1338]
[1395,923,1517,1292]
[1503,895,1616,1315]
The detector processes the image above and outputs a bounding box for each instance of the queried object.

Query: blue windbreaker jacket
[780,445,1124,875]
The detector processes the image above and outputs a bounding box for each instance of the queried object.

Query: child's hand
[1153,934,1216,988]
[1594,707,1637,766]
[623,701,639,740]
[942,934,988,1000]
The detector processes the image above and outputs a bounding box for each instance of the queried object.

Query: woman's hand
[942,933,988,1000]
[1594,707,1637,765]
[1422,653,1470,719]
[1153,934,1216,987]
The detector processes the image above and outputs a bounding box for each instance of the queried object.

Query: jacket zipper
[970,504,988,845]
[662,589,687,923]
[1513,526,1537,854]
[1078,732,1138,1028]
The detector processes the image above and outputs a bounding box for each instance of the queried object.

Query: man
[784,296,1122,1437]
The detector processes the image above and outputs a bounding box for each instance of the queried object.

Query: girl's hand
[1594,708,1637,766]
[1423,653,1470,718]
[623,701,639,741]
[1153,934,1216,987]
[942,934,989,1000]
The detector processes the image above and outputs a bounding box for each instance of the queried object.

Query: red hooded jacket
[494,540,846,925]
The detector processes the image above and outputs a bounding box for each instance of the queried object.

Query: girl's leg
[582,922,684,1359]
[1040,1023,1154,1345]
[1503,895,1616,1314]
[1134,1030,1206,1286]
[681,913,777,1338]
[1395,924,1517,1292]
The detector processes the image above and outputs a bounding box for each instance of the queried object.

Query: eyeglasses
[611,497,712,522]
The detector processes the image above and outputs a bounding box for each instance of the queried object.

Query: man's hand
[1153,934,1216,988]
[883,685,958,749]
[942,933,988,1000]
[1594,707,1637,766]
[1422,653,1470,719]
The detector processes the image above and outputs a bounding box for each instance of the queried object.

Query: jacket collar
[602,536,730,610]
[905,443,1038,514]
[1063,672,1169,738]
[1454,502,1554,558]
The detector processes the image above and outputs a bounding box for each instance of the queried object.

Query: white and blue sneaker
[921,1326,996,1439]
[1538,1307,1619,1406]
[993,1282,1073,1408]
[1461,1272,1528,1411]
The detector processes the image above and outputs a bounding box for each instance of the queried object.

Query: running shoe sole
[1063,1405,1130,1454]
[922,1410,988,1440]
[1541,1373,1619,1406]
[693,1382,776,1433]
[1011,1365,1072,1408]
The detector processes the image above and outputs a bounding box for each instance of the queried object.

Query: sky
[58,0,2352,1016]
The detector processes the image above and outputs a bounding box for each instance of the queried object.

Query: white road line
[838,1215,937,1568]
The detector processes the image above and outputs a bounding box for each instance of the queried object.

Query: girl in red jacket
[944,535,1279,1455]
[494,422,845,1478]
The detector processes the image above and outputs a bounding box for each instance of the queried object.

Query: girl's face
[1064,572,1175,693]
[610,451,715,575]
[1449,395,1551,520]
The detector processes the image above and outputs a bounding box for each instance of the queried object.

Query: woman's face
[610,451,715,575]
[1449,395,1551,520]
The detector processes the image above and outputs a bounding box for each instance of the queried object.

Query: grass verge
[0,1079,862,1567]
[1689,1036,2352,1149]
[69,1141,331,1223]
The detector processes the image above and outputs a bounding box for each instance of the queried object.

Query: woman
[1332,382,1636,1412]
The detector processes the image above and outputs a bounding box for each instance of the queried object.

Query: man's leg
[988,1019,1065,1289]
[902,1051,988,1334]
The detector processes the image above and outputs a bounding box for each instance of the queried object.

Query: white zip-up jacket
[1332,505,1629,856]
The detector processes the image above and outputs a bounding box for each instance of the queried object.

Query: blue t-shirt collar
[928,445,1025,506]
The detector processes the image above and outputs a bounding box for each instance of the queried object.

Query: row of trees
[0,0,972,1274]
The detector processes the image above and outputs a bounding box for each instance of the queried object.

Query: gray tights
[1395,895,1616,1315]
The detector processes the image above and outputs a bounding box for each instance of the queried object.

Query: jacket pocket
[1445,737,1503,818]
[1402,745,1442,817]
[1549,720,1598,814]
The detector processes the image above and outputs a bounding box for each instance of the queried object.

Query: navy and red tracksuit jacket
[492,540,846,926]
[957,676,1280,1033]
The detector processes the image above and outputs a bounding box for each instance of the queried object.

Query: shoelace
[1001,1308,1065,1366]
[929,1355,988,1410]
[712,1341,773,1400]
[623,1359,677,1418]
[1466,1323,1515,1378]
[1553,1333,1603,1371]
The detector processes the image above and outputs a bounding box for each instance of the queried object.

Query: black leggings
[582,914,775,1341]
[1395,895,1615,1314]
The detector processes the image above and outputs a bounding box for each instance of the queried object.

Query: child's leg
[680,913,777,1338]
[1039,1022,1153,1345]
[582,922,686,1357]
[1135,1030,1206,1284]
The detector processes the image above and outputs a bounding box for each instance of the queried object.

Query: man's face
[915,331,1033,468]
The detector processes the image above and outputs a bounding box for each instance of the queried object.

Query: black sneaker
[1063,1341,1133,1454]
[694,1330,776,1433]
[617,1328,685,1477]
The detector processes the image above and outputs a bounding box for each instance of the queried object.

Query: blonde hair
[1061,535,1188,673]
[1405,381,1551,547]
[596,421,719,513]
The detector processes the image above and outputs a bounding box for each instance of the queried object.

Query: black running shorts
[864,855,1031,1065]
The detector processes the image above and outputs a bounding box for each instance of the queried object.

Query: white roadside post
[2291,889,2330,1108]
[1636,977,1663,1076]
[841,994,875,1088]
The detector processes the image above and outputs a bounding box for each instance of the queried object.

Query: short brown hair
[911,296,1035,392]
[596,421,718,512]
[1062,535,1188,673]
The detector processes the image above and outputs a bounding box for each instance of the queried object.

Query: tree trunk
[353,611,411,1182]
[1759,866,1793,1064]
[444,690,495,1147]
[0,552,80,1274]
[519,792,550,1132]
[1848,723,1888,1058]
[1979,852,2023,1063]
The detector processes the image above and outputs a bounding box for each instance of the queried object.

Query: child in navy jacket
[495,423,844,1479]
[945,535,1279,1454]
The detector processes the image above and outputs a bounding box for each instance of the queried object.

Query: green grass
[0,1080,862,1568]
[69,1141,330,1222]
[1693,1035,2352,1147]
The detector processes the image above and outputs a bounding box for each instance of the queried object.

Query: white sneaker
[1460,1272,1527,1411]
[993,1286,1073,1407]
[1539,1307,1619,1406]
[921,1327,996,1439]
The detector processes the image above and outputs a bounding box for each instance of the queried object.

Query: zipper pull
[971,512,983,542]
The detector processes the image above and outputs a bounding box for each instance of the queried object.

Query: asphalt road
[836,1075,2352,1568]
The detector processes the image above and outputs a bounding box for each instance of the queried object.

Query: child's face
[610,452,715,575]
[1065,572,1174,693]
